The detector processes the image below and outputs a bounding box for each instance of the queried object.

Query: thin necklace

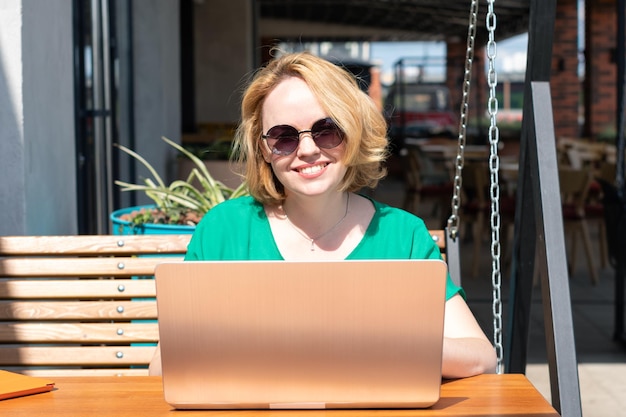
[283,193,350,251]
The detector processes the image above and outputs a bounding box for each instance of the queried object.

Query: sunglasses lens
[265,125,299,155]
[264,118,343,156]
[310,118,343,149]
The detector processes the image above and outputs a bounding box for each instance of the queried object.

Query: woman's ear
[260,142,272,163]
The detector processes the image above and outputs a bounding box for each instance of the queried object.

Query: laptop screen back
[155,259,447,409]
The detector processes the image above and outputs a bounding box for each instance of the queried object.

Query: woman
[150,52,496,378]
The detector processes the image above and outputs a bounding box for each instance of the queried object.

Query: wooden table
[404,138,490,162]
[0,375,559,416]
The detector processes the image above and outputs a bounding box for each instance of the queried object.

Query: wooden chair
[0,234,191,376]
[557,139,615,254]
[559,167,599,284]
[401,144,453,227]
[458,162,491,279]
[557,137,605,169]
[584,161,617,270]
[457,161,518,279]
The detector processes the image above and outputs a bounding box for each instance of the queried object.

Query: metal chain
[447,0,479,240]
[485,0,504,374]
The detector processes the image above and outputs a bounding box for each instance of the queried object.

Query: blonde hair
[233,52,389,206]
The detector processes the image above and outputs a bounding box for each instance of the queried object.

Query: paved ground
[372,176,626,417]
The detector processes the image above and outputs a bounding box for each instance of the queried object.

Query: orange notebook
[0,370,55,400]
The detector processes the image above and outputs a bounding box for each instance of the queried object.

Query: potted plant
[176,139,242,190]
[111,136,248,235]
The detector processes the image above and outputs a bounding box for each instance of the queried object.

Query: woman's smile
[295,162,329,176]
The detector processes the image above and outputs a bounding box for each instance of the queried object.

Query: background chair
[584,161,616,270]
[559,167,599,285]
[459,162,490,279]
[400,144,453,227]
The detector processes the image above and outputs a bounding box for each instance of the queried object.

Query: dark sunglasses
[261,117,344,156]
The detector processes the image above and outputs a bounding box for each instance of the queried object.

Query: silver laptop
[154,259,447,409]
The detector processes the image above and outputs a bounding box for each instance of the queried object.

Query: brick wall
[585,0,618,139]
[446,41,487,142]
[551,0,581,139]
[443,1,620,143]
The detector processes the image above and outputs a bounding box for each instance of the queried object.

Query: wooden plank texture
[0,322,158,343]
[14,368,150,377]
[0,235,190,255]
[0,256,183,277]
[0,346,155,365]
[0,375,560,416]
[0,279,156,299]
[0,234,189,376]
[0,300,157,320]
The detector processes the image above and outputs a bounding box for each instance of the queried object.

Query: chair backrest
[0,231,456,377]
[461,161,490,209]
[558,167,593,214]
[0,234,190,377]
[401,145,451,189]
[557,137,614,170]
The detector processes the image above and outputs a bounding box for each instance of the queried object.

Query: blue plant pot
[110,205,196,235]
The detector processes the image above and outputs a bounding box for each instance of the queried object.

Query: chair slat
[0,279,156,299]
[13,368,150,377]
[0,235,190,256]
[0,301,157,320]
[0,322,159,343]
[0,346,155,366]
[0,256,183,278]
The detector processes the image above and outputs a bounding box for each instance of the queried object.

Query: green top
[185,195,463,300]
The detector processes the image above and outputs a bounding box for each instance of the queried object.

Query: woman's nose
[296,134,321,156]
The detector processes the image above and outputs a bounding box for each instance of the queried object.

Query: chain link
[447,0,479,240]
[486,0,504,374]
[449,0,503,373]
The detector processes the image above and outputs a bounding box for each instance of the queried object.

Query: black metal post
[505,1,582,416]
[531,82,582,417]
[614,0,626,343]
[505,0,556,374]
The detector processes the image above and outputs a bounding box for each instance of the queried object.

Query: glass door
[73,0,134,233]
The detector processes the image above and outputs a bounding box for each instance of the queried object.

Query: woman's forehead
[262,77,326,127]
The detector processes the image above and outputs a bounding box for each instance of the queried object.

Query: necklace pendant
[283,193,350,253]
